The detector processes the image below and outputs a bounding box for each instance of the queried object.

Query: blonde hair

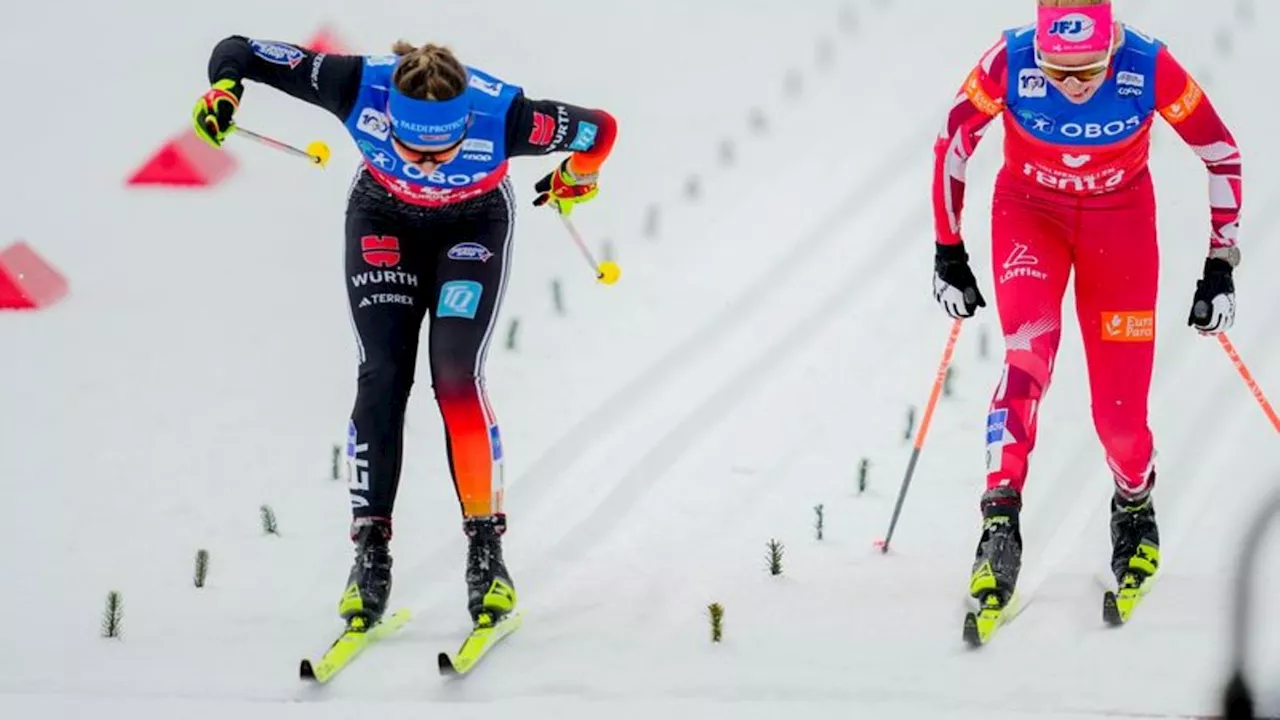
[388,42,468,101]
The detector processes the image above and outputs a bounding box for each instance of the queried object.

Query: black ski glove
[934,243,987,319]
[1187,255,1237,335]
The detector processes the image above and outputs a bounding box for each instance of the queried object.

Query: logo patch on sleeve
[249,40,306,69]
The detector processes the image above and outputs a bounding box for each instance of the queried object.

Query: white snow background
[1,1,1277,718]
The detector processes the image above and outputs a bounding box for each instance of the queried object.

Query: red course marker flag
[0,241,68,310]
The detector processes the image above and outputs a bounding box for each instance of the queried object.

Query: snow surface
[2,0,1278,718]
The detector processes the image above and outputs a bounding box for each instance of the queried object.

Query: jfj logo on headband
[1048,14,1096,43]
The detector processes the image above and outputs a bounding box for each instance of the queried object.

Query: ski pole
[877,317,965,554]
[229,124,331,167]
[558,213,621,285]
[1215,333,1279,433]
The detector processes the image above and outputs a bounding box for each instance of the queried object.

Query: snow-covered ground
[2,1,1277,718]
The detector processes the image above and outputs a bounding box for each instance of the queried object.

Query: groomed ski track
[1,1,1278,718]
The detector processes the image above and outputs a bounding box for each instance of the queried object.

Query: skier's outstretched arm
[1153,46,1242,259]
[504,96,618,214]
[195,37,364,146]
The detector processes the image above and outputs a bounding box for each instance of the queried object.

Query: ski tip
[1102,590,1124,627]
[300,659,317,681]
[962,612,983,648]
[437,652,457,677]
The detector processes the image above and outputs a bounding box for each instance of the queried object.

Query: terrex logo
[361,235,400,268]
[1102,311,1155,342]
[529,112,554,146]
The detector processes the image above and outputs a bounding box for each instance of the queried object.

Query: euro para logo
[1101,311,1155,342]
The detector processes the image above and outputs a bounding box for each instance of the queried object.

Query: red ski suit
[932,25,1242,496]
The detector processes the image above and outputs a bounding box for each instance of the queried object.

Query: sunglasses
[1036,53,1112,83]
[391,135,465,165]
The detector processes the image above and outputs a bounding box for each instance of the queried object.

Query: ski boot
[964,487,1023,646]
[337,517,394,632]
[1104,485,1160,625]
[464,514,517,628]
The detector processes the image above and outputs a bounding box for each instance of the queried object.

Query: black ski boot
[969,487,1023,608]
[464,514,517,627]
[1110,487,1160,590]
[337,517,393,630]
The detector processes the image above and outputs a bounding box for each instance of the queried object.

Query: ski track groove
[530,205,932,577]
[396,118,939,613]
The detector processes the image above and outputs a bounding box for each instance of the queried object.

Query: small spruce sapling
[260,505,280,536]
[766,539,785,576]
[101,591,123,639]
[707,602,724,643]
[506,318,520,351]
[194,549,209,588]
[551,279,565,315]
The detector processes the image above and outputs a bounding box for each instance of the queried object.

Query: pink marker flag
[1036,4,1114,54]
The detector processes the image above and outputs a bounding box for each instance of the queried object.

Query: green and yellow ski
[1102,572,1156,626]
[300,608,412,683]
[1102,541,1160,626]
[962,591,1029,648]
[438,610,523,677]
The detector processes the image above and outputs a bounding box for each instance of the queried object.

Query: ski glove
[533,158,599,216]
[192,79,243,148]
[1187,255,1237,335]
[934,242,987,319]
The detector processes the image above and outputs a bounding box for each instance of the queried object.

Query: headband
[1036,4,1114,54]
[387,87,471,146]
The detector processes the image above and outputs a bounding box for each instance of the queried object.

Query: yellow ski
[1103,573,1155,626]
[438,610,523,677]
[300,608,412,683]
[962,591,1028,648]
